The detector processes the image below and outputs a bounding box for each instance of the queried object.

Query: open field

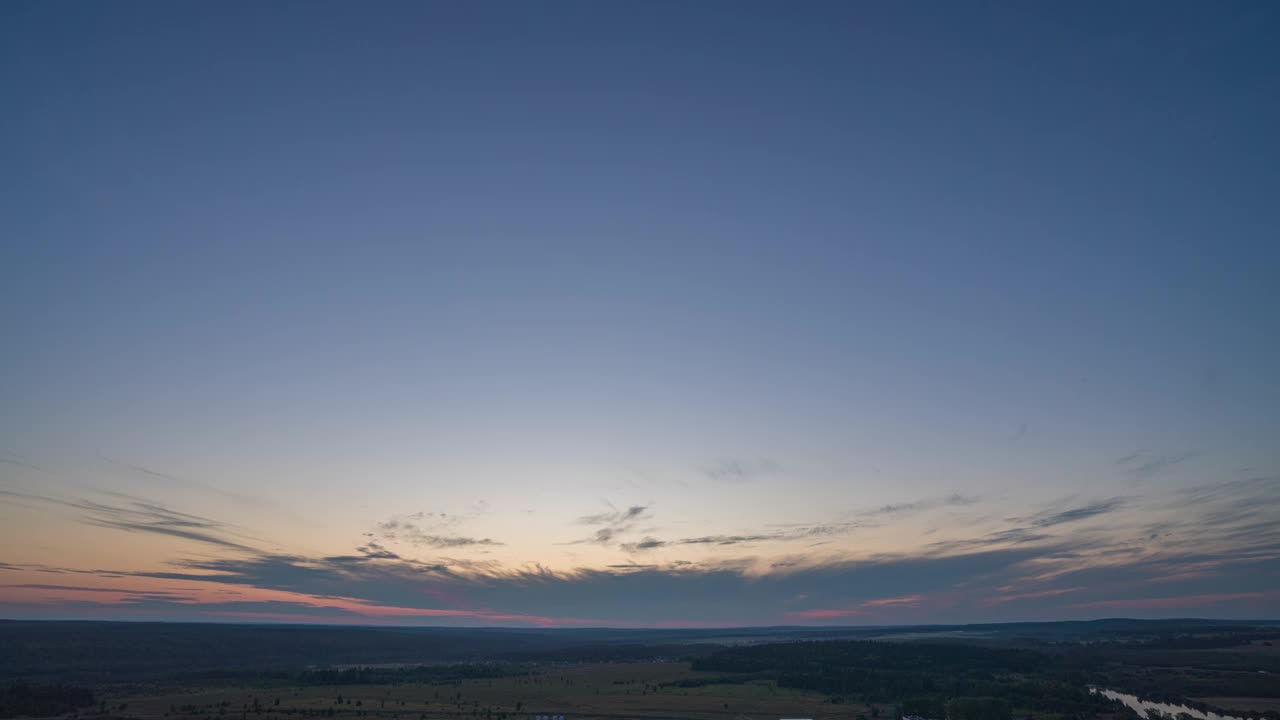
[1210,642,1280,656]
[1195,700,1280,715]
[110,663,870,720]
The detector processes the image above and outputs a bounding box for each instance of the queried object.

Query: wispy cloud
[370,504,501,550]
[701,458,780,483]
[76,497,258,551]
[674,534,778,546]
[577,504,650,526]
[619,523,858,553]
[1019,498,1128,528]
[785,593,927,619]
[569,503,651,545]
[0,489,258,552]
[355,541,400,560]
[862,594,926,607]
[1171,474,1279,507]
[858,494,980,518]
[979,586,1084,607]
[373,518,501,549]
[619,537,668,552]
[1116,450,1198,480]
[1,584,176,594]
[100,456,262,507]
[0,454,43,472]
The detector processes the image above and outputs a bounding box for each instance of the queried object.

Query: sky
[2,0,1278,627]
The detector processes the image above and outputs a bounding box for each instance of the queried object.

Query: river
[1091,688,1259,720]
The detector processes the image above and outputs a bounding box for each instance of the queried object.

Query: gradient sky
[2,1,1279,626]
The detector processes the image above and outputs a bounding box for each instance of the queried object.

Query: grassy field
[1210,641,1280,656]
[1194,698,1280,714]
[109,663,875,720]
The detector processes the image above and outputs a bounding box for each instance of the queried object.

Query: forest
[694,640,1113,720]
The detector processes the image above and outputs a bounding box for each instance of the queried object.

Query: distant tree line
[179,664,531,687]
[1080,632,1280,651]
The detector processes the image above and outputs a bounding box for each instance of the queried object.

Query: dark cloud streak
[569,503,651,546]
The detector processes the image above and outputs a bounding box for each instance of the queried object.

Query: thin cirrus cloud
[77,498,259,552]
[786,594,927,620]
[1116,450,1199,481]
[0,488,259,552]
[372,518,502,549]
[701,458,781,483]
[567,503,652,546]
[858,494,981,518]
[619,524,859,554]
[911,497,1129,555]
[612,495,984,555]
[98,457,265,509]
[1017,498,1129,529]
[978,586,1086,607]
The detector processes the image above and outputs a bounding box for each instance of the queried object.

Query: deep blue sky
[1,1,1278,625]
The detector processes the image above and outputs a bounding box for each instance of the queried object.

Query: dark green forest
[0,684,95,719]
[694,640,1114,719]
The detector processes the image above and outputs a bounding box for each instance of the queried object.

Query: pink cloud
[862,594,925,607]
[786,607,870,620]
[207,611,382,624]
[979,586,1084,607]
[1146,570,1214,584]
[785,593,926,620]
